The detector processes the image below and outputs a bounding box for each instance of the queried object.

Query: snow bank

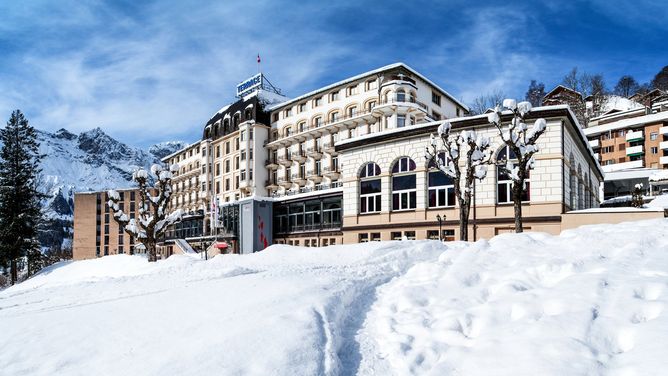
[1,219,667,375]
[364,219,668,375]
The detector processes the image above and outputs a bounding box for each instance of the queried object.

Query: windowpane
[361,179,381,194]
[393,175,416,190]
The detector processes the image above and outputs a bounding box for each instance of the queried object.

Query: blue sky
[1,0,666,148]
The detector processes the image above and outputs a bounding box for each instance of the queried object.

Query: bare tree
[614,75,640,97]
[425,122,492,241]
[488,99,547,232]
[561,67,609,125]
[469,90,505,115]
[107,164,182,262]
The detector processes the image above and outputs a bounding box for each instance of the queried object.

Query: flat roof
[584,111,668,136]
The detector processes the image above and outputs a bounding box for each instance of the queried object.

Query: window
[314,97,322,107]
[650,132,658,140]
[358,233,369,243]
[428,153,455,207]
[285,127,293,136]
[215,163,221,176]
[391,232,402,240]
[240,130,246,141]
[313,117,322,127]
[285,108,292,117]
[432,111,442,120]
[298,103,306,113]
[618,130,625,137]
[366,79,377,91]
[396,89,406,102]
[651,147,658,154]
[273,113,279,122]
[360,162,382,214]
[404,231,416,240]
[366,100,376,111]
[348,106,358,117]
[225,159,230,173]
[216,146,221,158]
[496,146,530,204]
[225,142,230,154]
[432,91,441,105]
[347,85,358,96]
[602,146,615,153]
[330,91,339,101]
[330,111,339,122]
[225,179,230,191]
[397,115,406,128]
[391,157,417,211]
[371,233,381,242]
[298,121,306,133]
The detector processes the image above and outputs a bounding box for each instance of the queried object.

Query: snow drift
[1,219,667,375]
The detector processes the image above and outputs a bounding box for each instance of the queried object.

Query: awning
[214,242,228,249]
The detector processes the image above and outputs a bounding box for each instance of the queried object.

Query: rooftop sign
[236,73,263,97]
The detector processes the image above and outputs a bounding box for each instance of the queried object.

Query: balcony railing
[626,145,644,156]
[376,95,428,110]
[270,181,343,198]
[625,130,644,142]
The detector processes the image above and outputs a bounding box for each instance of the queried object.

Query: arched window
[298,121,306,133]
[347,105,358,117]
[396,89,406,102]
[360,163,382,214]
[214,124,220,138]
[577,165,584,210]
[245,108,252,120]
[391,157,417,211]
[496,146,530,204]
[223,119,230,133]
[313,116,322,127]
[330,111,339,123]
[428,153,455,208]
[233,114,240,129]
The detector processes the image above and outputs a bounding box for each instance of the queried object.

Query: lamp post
[436,214,444,241]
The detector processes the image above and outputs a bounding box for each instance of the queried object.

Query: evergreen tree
[651,65,668,91]
[525,80,546,107]
[0,110,44,285]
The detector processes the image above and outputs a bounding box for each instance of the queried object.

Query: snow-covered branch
[106,163,183,262]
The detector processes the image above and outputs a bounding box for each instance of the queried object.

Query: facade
[584,98,668,199]
[73,62,610,260]
[265,63,468,245]
[73,189,143,260]
[338,105,602,242]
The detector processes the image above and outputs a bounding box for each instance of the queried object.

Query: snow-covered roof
[268,62,469,112]
[647,194,668,208]
[604,168,662,181]
[649,170,668,182]
[160,140,203,162]
[544,85,583,98]
[584,111,668,136]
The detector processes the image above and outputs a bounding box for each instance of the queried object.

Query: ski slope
[1,219,667,375]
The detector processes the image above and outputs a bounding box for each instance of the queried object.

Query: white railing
[625,130,644,141]
[626,145,644,155]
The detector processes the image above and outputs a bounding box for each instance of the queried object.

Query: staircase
[173,239,197,255]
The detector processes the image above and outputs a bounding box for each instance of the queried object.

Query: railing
[323,166,340,174]
[376,95,428,110]
[265,179,277,186]
[279,222,342,233]
[291,151,306,159]
[265,157,278,165]
[306,146,322,154]
[270,181,343,198]
[291,173,304,180]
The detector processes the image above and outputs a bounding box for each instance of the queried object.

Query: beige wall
[561,210,665,230]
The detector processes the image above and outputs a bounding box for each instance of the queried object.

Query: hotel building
[73,63,608,260]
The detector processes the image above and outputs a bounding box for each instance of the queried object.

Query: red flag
[257,54,261,63]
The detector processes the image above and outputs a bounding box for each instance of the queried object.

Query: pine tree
[0,110,44,285]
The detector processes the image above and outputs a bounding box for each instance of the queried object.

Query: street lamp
[436,214,445,241]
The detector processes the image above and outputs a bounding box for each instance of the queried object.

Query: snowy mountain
[36,127,187,249]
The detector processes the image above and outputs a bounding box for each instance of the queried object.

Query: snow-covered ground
[1,219,667,375]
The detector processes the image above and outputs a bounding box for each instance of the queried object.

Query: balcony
[625,130,644,142]
[660,127,668,136]
[306,169,322,183]
[626,145,644,156]
[291,173,306,186]
[265,179,278,189]
[661,156,668,165]
[660,141,668,150]
[277,177,292,188]
[265,158,279,169]
[588,139,600,149]
[601,160,644,173]
[306,147,323,159]
[277,155,292,166]
[268,109,376,147]
[372,95,429,117]
[322,141,337,155]
[323,166,341,179]
[291,150,307,162]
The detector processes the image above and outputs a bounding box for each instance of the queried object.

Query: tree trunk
[513,178,525,233]
[10,259,17,285]
[460,200,469,241]
[147,242,158,262]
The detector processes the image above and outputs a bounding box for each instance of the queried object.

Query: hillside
[35,127,187,249]
[1,219,666,375]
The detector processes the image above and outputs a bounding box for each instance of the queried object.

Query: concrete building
[584,98,668,199]
[338,105,603,242]
[74,62,633,260]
